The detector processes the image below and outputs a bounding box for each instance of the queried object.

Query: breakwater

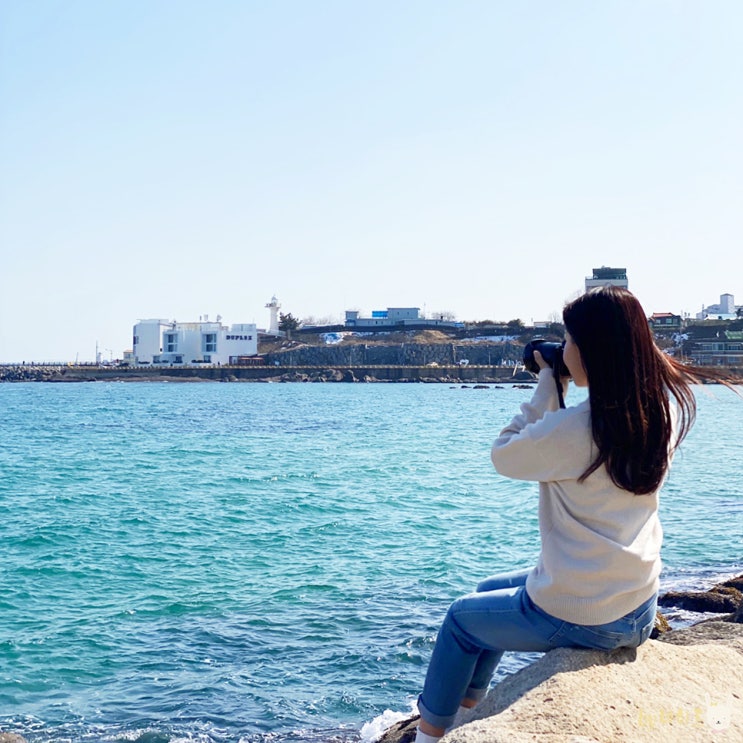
[0,363,530,384]
[3,339,741,384]
[3,363,742,384]
[0,341,525,383]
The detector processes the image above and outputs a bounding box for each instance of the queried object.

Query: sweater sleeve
[491,370,592,482]
[499,368,561,431]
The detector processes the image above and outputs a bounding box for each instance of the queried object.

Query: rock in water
[659,587,742,613]
[658,572,743,615]
[377,715,420,743]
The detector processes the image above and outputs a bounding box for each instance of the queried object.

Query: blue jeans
[417,568,657,730]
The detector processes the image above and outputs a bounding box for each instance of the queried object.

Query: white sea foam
[360,701,418,742]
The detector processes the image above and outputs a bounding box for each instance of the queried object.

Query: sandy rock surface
[448,631,743,743]
[380,622,743,743]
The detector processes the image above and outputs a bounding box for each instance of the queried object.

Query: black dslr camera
[523,338,570,377]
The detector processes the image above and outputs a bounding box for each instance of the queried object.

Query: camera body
[523,338,570,377]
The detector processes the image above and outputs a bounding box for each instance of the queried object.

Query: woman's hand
[533,350,550,370]
[534,350,570,397]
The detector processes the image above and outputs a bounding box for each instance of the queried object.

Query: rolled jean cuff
[465,685,488,703]
[417,694,457,731]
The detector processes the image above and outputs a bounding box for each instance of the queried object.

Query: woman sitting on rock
[414,286,736,742]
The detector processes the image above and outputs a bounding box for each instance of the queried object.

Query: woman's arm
[491,370,589,482]
[498,368,562,435]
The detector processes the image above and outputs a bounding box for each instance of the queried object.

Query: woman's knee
[440,598,479,649]
[476,575,507,592]
[445,597,467,626]
[476,568,530,593]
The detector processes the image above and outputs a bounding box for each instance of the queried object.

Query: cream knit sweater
[491,369,663,625]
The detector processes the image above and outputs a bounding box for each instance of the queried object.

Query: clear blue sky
[1,0,741,362]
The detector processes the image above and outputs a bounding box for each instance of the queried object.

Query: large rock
[721,575,743,592]
[657,619,743,649]
[659,586,742,613]
[658,573,743,615]
[379,624,743,743]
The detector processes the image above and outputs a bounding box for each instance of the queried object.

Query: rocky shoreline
[378,573,743,743]
[0,365,69,383]
[0,364,536,385]
[3,331,741,384]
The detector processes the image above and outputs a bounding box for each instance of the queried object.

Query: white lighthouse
[265,295,281,335]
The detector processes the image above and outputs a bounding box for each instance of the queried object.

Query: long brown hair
[563,286,737,495]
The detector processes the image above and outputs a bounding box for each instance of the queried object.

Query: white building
[345,307,460,328]
[132,318,258,365]
[696,293,739,320]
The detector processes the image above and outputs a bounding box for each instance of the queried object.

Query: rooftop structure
[585,266,629,292]
[345,307,461,329]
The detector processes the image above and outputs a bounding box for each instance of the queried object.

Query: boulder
[378,624,743,743]
[657,619,743,650]
[378,716,420,743]
[659,587,742,614]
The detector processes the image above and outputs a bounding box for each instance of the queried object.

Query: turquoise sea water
[1,381,741,742]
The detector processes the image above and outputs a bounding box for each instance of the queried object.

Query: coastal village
[1,267,742,382]
[125,266,743,369]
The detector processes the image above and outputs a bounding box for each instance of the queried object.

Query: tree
[506,318,525,332]
[301,314,341,327]
[547,322,565,338]
[279,312,301,340]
